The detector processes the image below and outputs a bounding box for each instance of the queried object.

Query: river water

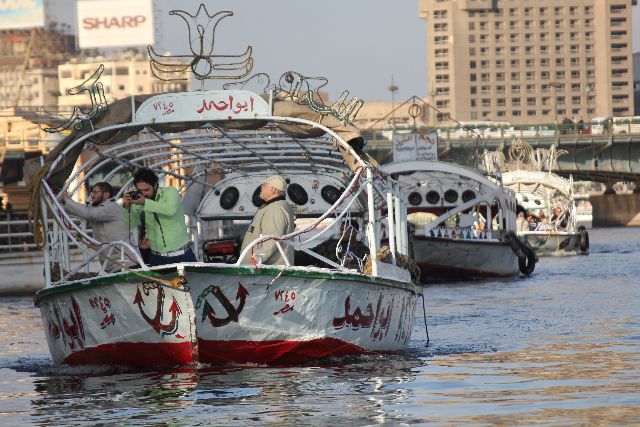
[1,227,638,426]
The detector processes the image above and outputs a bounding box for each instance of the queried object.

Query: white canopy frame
[382,160,517,241]
[39,102,410,287]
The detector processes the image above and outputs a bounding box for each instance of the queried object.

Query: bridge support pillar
[603,183,617,195]
[591,193,640,227]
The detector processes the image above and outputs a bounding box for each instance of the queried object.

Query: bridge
[364,128,640,227]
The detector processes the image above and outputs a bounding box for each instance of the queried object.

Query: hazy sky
[153,0,428,101]
[49,1,639,102]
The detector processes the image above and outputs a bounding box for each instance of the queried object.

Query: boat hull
[35,273,197,368]
[186,265,418,365]
[413,237,520,282]
[35,264,418,367]
[518,231,585,256]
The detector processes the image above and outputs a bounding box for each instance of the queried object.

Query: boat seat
[202,238,241,263]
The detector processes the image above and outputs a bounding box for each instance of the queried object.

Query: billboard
[392,131,438,162]
[77,0,154,49]
[0,0,45,30]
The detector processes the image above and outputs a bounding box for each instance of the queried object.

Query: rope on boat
[27,163,51,248]
[420,292,430,346]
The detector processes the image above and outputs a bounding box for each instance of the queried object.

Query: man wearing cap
[240,175,295,265]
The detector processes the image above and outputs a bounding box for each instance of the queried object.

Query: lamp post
[388,76,398,126]
[430,88,438,125]
[550,82,562,134]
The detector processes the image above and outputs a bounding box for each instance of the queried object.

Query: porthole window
[287,183,308,205]
[461,190,476,202]
[426,190,440,204]
[219,186,240,210]
[408,192,423,206]
[321,185,342,204]
[444,189,458,203]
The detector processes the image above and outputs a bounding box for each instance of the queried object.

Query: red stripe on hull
[63,341,195,368]
[198,338,367,365]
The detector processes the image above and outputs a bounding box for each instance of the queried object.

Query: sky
[46,0,640,102]
[153,0,429,102]
[47,0,427,101]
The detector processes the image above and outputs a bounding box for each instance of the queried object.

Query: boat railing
[235,166,410,279]
[425,225,494,241]
[40,181,145,285]
[0,217,85,253]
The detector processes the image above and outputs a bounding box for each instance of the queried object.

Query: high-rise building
[419,0,637,125]
[0,28,76,109]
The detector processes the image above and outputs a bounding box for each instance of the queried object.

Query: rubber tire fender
[504,231,537,275]
[518,242,537,275]
[578,226,589,254]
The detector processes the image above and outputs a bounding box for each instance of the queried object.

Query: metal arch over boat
[500,170,574,199]
[382,160,504,192]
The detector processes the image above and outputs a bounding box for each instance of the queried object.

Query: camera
[129,190,142,200]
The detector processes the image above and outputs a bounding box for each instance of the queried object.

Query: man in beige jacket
[240,175,295,266]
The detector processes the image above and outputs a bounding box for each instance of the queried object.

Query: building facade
[58,51,191,107]
[0,28,76,109]
[419,0,636,125]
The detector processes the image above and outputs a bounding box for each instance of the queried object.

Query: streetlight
[429,88,438,125]
[550,82,562,134]
[388,76,398,126]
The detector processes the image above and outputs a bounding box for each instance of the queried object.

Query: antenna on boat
[147,4,254,89]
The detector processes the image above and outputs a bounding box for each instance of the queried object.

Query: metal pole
[394,193,403,255]
[386,190,397,265]
[40,188,51,287]
[365,168,378,276]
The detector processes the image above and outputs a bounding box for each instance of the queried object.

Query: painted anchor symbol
[201,284,249,327]
[133,283,182,336]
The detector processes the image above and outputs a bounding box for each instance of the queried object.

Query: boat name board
[135,90,271,123]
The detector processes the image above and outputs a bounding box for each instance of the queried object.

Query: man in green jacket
[123,168,196,266]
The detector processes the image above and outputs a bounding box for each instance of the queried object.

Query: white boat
[484,139,589,256]
[382,160,536,283]
[30,61,419,366]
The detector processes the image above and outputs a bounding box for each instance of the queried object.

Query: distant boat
[483,138,589,256]
[501,170,589,256]
[382,160,536,283]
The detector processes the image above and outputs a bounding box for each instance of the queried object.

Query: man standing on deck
[123,168,197,266]
[240,175,295,266]
[62,182,129,272]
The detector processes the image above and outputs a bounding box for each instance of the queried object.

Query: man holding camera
[123,168,196,266]
[62,182,129,272]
